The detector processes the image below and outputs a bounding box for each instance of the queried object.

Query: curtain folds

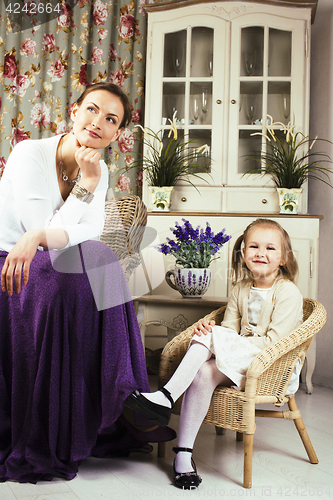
[0,0,146,196]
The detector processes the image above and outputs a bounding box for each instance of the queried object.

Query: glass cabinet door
[148,15,226,186]
[162,26,214,175]
[228,15,306,185]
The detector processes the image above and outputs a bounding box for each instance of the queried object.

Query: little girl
[125,218,303,489]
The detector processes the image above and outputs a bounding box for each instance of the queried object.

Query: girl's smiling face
[243,225,284,288]
[71,89,124,149]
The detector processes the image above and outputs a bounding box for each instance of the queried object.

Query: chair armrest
[247,299,326,380]
[245,299,326,400]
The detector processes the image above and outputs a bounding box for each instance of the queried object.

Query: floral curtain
[0,0,146,196]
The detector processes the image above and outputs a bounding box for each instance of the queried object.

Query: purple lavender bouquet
[156,218,231,268]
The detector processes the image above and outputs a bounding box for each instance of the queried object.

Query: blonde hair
[232,218,298,284]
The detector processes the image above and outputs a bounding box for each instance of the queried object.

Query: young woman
[125,218,303,490]
[0,83,174,483]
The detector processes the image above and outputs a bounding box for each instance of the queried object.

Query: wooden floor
[1,381,332,500]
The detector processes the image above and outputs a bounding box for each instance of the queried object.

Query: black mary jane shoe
[124,387,174,427]
[173,447,202,490]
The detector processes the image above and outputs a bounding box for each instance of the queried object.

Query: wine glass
[245,94,257,124]
[239,93,244,112]
[201,88,208,123]
[173,46,184,76]
[281,93,290,121]
[207,53,213,77]
[245,49,256,76]
[193,96,199,122]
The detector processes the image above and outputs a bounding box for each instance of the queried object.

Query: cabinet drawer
[225,189,279,213]
[170,186,223,212]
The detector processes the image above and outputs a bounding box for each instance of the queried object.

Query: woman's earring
[108,145,113,154]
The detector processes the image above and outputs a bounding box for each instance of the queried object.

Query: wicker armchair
[158,298,327,489]
[100,195,147,281]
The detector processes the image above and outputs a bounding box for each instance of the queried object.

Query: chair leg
[158,441,166,457]
[215,426,226,435]
[243,434,253,488]
[288,397,318,464]
[236,432,244,442]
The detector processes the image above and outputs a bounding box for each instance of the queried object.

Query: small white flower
[251,132,271,142]
[197,144,210,155]
[168,110,178,140]
[309,136,318,150]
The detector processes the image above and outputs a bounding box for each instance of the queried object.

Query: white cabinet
[137,213,321,301]
[143,0,315,214]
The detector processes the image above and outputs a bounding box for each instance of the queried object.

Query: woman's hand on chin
[74,138,101,193]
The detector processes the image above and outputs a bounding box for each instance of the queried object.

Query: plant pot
[276,188,303,214]
[165,268,212,298]
[148,186,174,212]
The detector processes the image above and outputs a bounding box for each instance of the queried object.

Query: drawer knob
[216,99,222,104]
[231,99,236,104]
[262,198,268,204]
[181,197,187,202]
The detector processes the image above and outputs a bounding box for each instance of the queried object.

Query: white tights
[141,341,232,473]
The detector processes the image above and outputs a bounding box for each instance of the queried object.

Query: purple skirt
[0,241,150,483]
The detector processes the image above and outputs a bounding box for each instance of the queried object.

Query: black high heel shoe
[173,447,202,490]
[124,387,174,427]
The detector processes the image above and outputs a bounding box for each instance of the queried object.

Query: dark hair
[76,82,132,129]
[231,218,298,283]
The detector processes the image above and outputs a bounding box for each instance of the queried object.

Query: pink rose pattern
[11,74,30,97]
[117,173,131,192]
[20,38,37,57]
[42,34,56,54]
[118,128,135,154]
[0,157,6,180]
[57,2,71,29]
[132,109,142,124]
[91,47,103,64]
[30,102,51,131]
[0,1,145,196]
[10,127,30,149]
[47,59,66,82]
[4,52,17,80]
[109,69,125,88]
[93,0,108,26]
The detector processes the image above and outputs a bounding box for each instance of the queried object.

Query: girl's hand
[1,230,40,296]
[74,140,101,192]
[192,319,215,337]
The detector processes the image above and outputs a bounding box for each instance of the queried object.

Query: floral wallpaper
[0,0,146,196]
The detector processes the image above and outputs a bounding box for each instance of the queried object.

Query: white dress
[192,286,301,396]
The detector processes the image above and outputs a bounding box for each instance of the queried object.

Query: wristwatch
[71,183,94,204]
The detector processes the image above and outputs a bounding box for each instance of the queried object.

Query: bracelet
[71,183,94,204]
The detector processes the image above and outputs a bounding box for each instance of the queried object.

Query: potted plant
[130,111,211,211]
[157,218,231,298]
[246,116,333,214]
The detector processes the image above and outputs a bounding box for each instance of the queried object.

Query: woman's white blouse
[0,135,108,252]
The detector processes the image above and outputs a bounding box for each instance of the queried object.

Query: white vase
[148,186,174,212]
[276,188,303,214]
[165,268,212,298]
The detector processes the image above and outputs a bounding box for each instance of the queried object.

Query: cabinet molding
[144,0,318,23]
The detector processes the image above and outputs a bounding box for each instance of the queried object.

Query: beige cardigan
[221,278,303,350]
